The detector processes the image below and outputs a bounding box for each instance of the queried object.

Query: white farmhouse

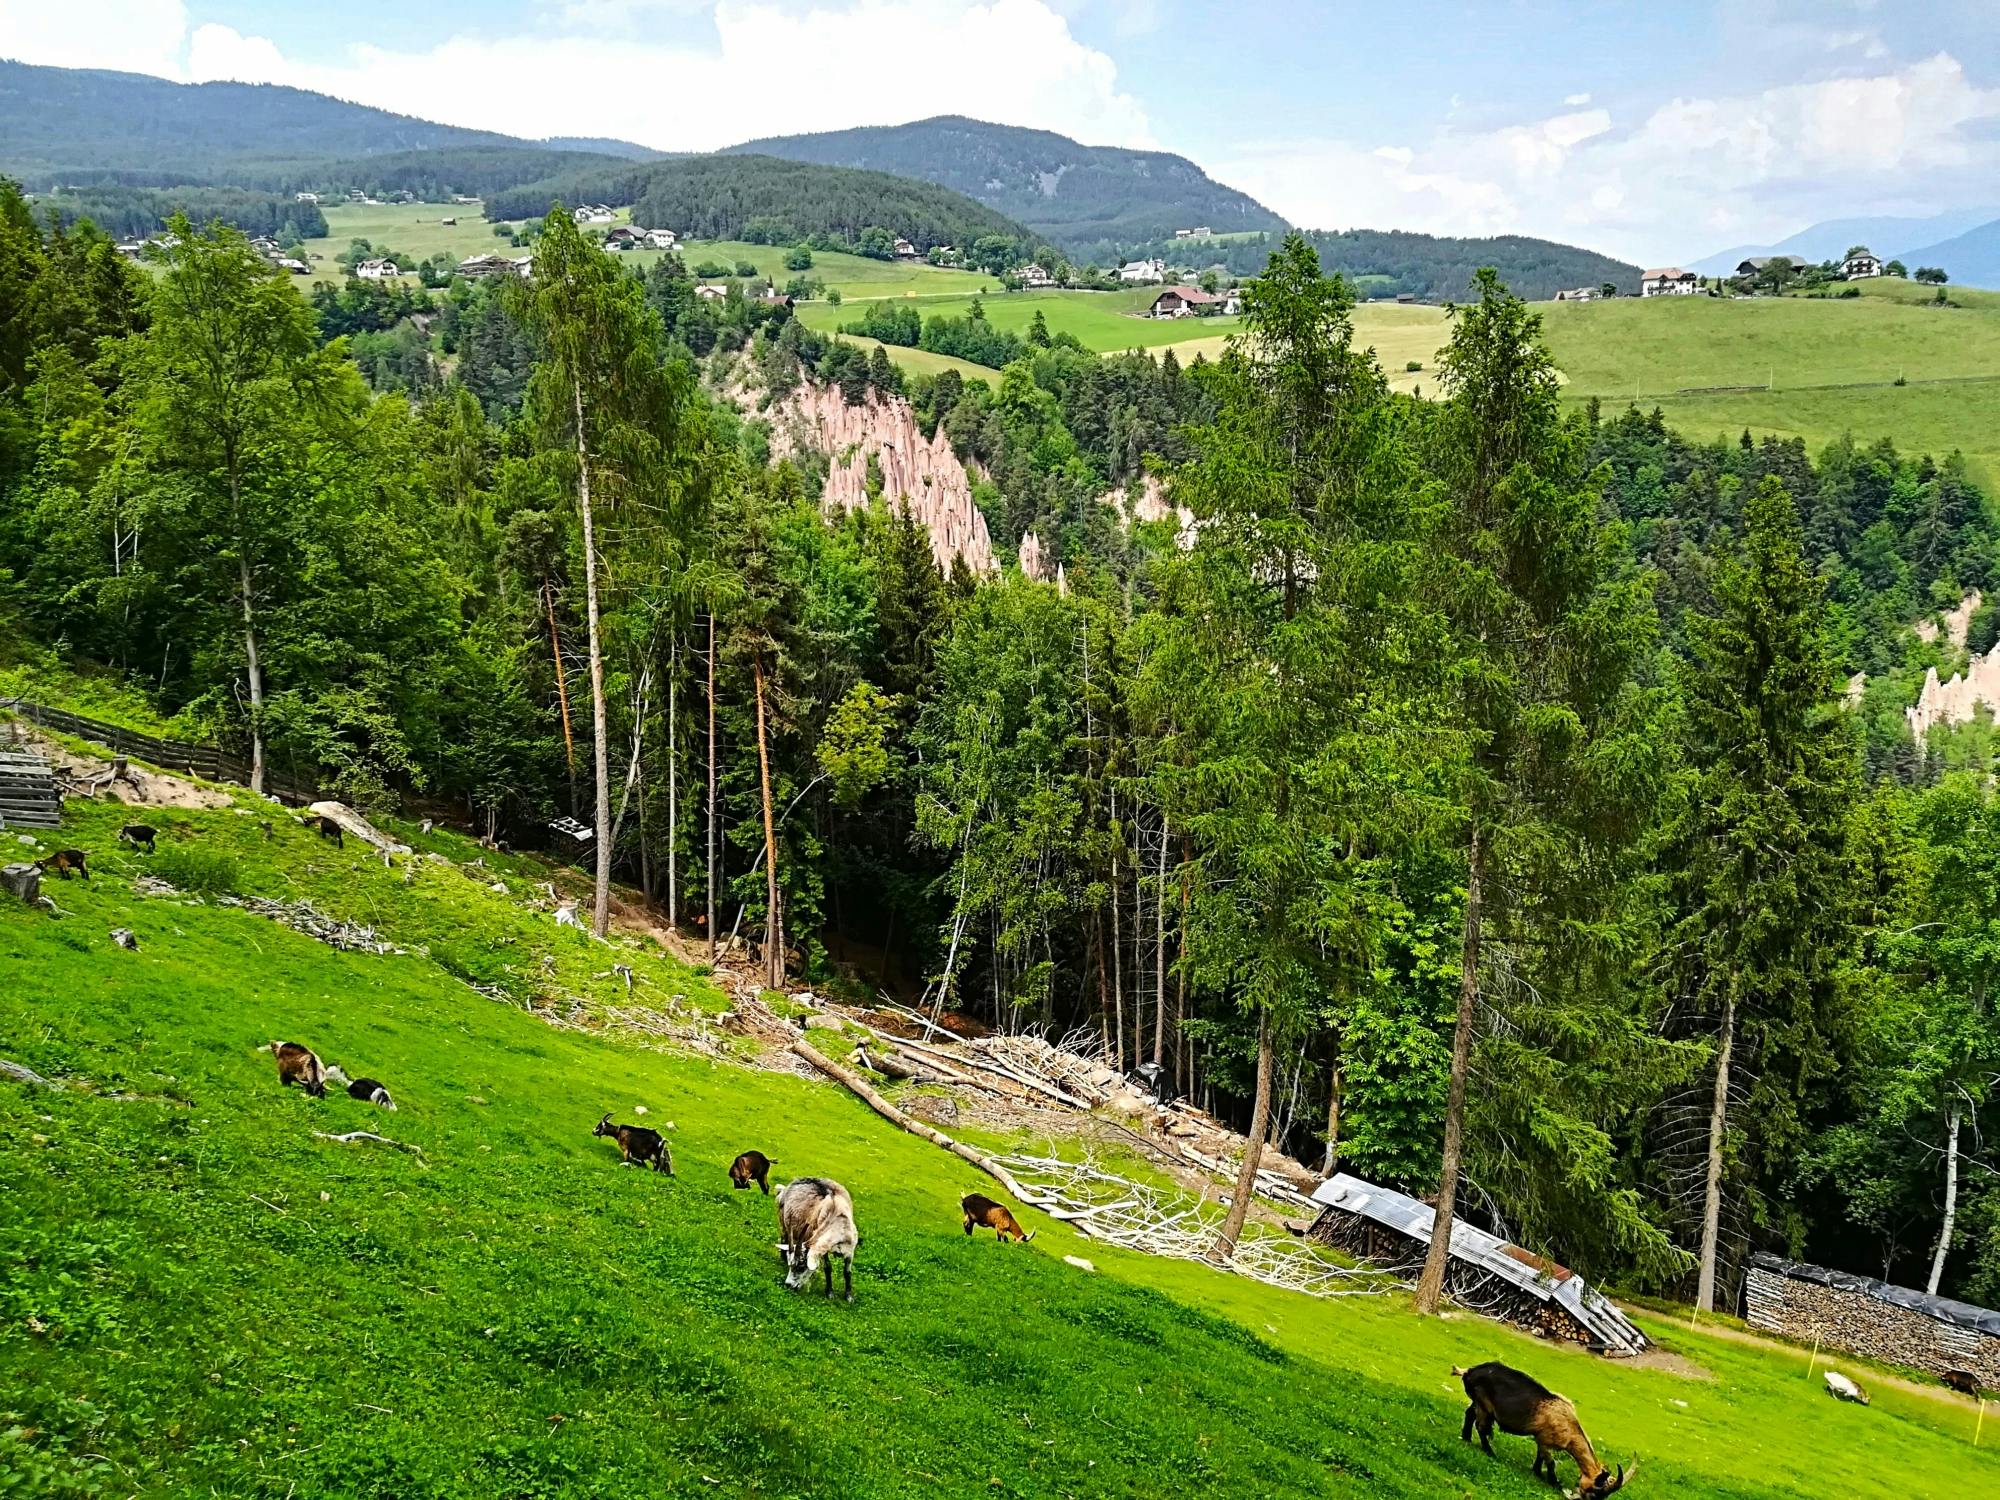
[1118,257,1167,284]
[1640,267,1699,297]
[354,258,400,280]
[1843,248,1883,279]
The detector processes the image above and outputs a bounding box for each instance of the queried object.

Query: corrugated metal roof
[1309,1173,1648,1355]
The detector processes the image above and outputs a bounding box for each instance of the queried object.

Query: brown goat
[1456,1362,1630,1496]
[592,1113,673,1173]
[270,1041,327,1099]
[961,1192,1034,1243]
[729,1150,773,1194]
[37,849,89,880]
[1942,1369,1984,1398]
[316,815,344,849]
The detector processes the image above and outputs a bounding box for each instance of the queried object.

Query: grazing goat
[1456,1362,1629,1496]
[777,1177,859,1301]
[592,1112,673,1173]
[1824,1370,1869,1405]
[345,1076,397,1110]
[729,1150,774,1194]
[1943,1369,1984,1398]
[961,1192,1034,1243]
[37,849,89,880]
[118,824,158,854]
[270,1041,327,1099]
[316,815,344,849]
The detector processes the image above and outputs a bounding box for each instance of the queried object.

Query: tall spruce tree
[1414,270,1669,1312]
[1137,234,1421,1262]
[1670,474,1859,1312]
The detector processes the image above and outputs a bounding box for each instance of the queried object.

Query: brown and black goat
[592,1113,673,1173]
[269,1040,327,1098]
[961,1192,1034,1243]
[316,815,345,849]
[729,1150,774,1194]
[1456,1361,1632,1496]
[777,1176,859,1301]
[36,848,89,880]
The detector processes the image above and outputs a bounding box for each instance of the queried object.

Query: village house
[643,228,677,249]
[1554,286,1599,301]
[1118,257,1167,284]
[572,204,615,225]
[1222,289,1243,315]
[274,256,310,276]
[353,258,399,280]
[1016,263,1056,288]
[694,283,729,301]
[1148,284,1220,318]
[456,253,517,279]
[1641,266,1700,296]
[294,191,320,205]
[893,237,918,259]
[604,226,643,250]
[452,194,481,205]
[1844,247,1883,279]
[1173,226,1213,239]
[1734,255,1800,278]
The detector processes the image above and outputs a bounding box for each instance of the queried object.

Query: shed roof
[1309,1173,1648,1355]
[1750,1253,2000,1339]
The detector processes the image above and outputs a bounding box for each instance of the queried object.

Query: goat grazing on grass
[592,1113,673,1173]
[316,815,344,849]
[1456,1362,1630,1496]
[118,824,158,854]
[961,1192,1034,1243]
[344,1076,396,1110]
[269,1041,327,1099]
[729,1150,773,1194]
[777,1177,858,1301]
[1943,1369,1984,1398]
[36,849,89,880]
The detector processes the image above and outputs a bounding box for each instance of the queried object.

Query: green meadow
[2,785,1994,1498]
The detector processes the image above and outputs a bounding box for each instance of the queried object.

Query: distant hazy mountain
[1690,207,2000,276]
[0,60,655,187]
[722,115,1287,254]
[537,136,669,162]
[1898,219,2000,289]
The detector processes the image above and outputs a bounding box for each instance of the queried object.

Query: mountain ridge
[721,115,1288,257]
[1689,206,2000,276]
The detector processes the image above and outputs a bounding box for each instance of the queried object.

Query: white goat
[775,1177,859,1301]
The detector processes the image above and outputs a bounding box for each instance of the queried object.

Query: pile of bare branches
[220,895,404,955]
[992,1150,1399,1300]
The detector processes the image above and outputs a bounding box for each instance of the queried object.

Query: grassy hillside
[1539,287,2000,488]
[2,786,1994,1498]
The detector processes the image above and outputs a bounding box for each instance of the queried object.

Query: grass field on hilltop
[799,287,1251,355]
[3,785,1995,1498]
[1538,287,2000,489]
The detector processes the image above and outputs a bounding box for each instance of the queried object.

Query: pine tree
[1669,474,1859,1312]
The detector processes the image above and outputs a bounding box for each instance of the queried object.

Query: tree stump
[2,862,41,906]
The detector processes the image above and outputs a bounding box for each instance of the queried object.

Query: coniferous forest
[5,183,1998,1315]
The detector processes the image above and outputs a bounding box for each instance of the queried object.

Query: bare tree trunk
[666,635,678,924]
[1132,815,1145,1069]
[706,613,718,964]
[1110,788,1125,1072]
[1927,1099,1962,1296]
[752,652,782,991]
[574,382,613,939]
[1211,1006,1274,1262]
[1696,989,1738,1315]
[1153,814,1168,1068]
[1416,820,1482,1315]
[545,579,576,802]
[1321,1032,1342,1175]
[229,456,266,796]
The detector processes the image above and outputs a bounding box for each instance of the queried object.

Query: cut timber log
[2,863,42,906]
[790,1040,1039,1207]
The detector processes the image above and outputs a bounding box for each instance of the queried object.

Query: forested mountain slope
[0,59,654,187]
[722,115,1287,254]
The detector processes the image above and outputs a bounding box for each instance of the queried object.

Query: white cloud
[4,0,1151,152]
[1564,91,1592,106]
[1214,53,2000,264]
[0,0,188,75]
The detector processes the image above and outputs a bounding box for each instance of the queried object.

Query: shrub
[1405,360,1423,372]
[693,259,728,278]
[733,259,758,278]
[784,246,813,271]
[149,845,241,897]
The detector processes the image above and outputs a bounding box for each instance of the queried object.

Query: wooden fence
[0,698,323,806]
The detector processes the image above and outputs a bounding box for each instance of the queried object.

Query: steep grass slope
[2,793,1992,1498]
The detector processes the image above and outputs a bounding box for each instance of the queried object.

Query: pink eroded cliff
[767,382,995,575]
[1100,474,1195,549]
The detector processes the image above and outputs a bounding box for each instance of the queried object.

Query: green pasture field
[1538,286,2000,488]
[798,287,1250,354]
[2,779,1994,1498]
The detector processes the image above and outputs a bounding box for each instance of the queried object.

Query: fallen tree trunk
[312,1129,427,1163]
[790,1040,1041,1207]
[1,1058,56,1088]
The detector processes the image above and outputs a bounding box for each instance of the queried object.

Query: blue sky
[6,0,1998,262]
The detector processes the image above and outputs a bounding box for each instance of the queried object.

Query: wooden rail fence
[0,698,323,805]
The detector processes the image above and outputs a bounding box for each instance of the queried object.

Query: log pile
[220,895,405,955]
[1745,1261,2000,1388]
